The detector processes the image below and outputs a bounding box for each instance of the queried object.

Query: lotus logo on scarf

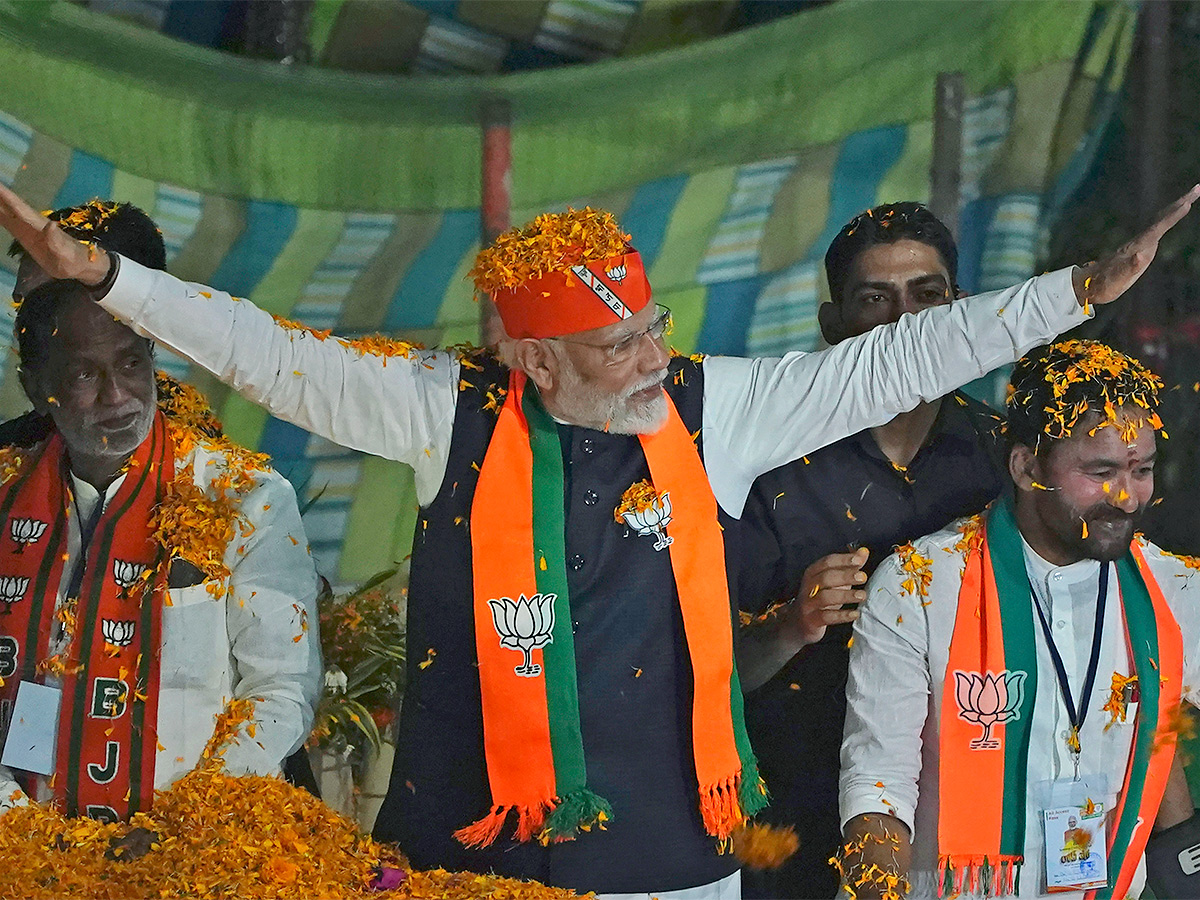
[9,518,47,554]
[487,593,555,677]
[101,619,136,647]
[112,560,148,597]
[954,669,1027,749]
[0,575,29,614]
[605,263,628,284]
[621,492,674,552]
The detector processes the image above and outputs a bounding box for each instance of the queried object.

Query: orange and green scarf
[0,413,172,820]
[939,498,1181,898]
[456,369,764,849]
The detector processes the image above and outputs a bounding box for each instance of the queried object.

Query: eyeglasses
[549,305,672,365]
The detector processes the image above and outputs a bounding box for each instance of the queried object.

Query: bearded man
[839,340,1200,899]
[0,200,321,839]
[0,183,1195,898]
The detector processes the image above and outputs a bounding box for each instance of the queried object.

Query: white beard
[554,360,669,435]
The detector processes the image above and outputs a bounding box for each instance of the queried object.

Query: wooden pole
[1128,1,1170,341]
[480,97,512,347]
[929,72,965,238]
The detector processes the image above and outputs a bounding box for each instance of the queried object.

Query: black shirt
[735,391,1006,900]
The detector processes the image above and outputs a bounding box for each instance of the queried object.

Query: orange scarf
[940,500,1181,898]
[0,414,171,820]
[457,370,764,849]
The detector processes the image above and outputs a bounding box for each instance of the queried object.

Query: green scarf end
[538,787,614,844]
[738,761,770,817]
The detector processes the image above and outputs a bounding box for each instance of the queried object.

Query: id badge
[0,681,61,775]
[1043,790,1108,891]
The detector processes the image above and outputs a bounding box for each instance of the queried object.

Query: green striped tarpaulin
[0,0,1134,585]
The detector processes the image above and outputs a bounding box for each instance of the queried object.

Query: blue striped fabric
[695,273,766,357]
[0,111,31,186]
[959,87,1015,207]
[299,435,364,577]
[290,213,398,331]
[745,260,823,357]
[53,150,115,210]
[414,15,509,74]
[534,0,641,60]
[153,183,204,262]
[208,200,300,298]
[620,174,690,271]
[697,156,798,285]
[801,125,908,265]
[384,208,479,331]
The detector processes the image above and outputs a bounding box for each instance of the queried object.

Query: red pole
[480,97,512,347]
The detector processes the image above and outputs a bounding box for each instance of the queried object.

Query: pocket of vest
[167,557,207,589]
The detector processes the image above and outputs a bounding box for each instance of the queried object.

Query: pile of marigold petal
[0,767,584,899]
[470,207,631,294]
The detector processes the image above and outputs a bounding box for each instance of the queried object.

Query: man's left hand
[0,181,111,288]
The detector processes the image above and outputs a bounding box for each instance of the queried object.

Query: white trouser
[597,869,741,900]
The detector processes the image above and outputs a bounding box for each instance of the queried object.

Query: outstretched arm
[702,186,1200,516]
[0,183,460,505]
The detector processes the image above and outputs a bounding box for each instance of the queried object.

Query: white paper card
[1,681,61,775]
[1043,800,1108,891]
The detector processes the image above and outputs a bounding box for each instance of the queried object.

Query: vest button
[569,554,585,570]
[580,438,595,453]
[583,490,599,506]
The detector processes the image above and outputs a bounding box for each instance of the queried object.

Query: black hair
[1005,339,1164,453]
[823,202,958,302]
[11,200,164,375]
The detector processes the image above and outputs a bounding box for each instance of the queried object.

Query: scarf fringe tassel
[700,767,769,845]
[937,855,1021,898]
[537,787,614,845]
[454,803,549,849]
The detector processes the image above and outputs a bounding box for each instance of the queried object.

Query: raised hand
[785,547,870,647]
[0,181,110,288]
[1074,184,1200,307]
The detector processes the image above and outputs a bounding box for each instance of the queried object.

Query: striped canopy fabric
[0,0,1133,585]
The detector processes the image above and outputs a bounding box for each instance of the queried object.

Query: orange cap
[491,249,651,339]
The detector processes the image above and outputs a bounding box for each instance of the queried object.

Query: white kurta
[0,440,323,809]
[841,521,1200,899]
[98,259,1088,517]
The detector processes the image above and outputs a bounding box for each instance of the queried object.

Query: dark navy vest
[373,353,739,893]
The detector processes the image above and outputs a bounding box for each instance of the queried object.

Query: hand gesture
[1074,184,1200,306]
[785,548,869,647]
[0,181,110,288]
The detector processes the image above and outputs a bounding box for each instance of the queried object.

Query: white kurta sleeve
[840,551,932,835]
[213,465,323,776]
[701,267,1086,515]
[98,258,459,507]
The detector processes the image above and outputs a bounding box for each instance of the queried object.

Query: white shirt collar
[1020,533,1102,587]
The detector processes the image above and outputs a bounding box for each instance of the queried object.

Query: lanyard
[1030,562,1108,779]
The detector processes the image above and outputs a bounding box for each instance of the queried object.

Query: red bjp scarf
[0,413,172,820]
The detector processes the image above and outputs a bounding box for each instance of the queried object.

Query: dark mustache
[1085,507,1139,524]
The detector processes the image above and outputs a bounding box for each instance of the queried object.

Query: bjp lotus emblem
[101,619,136,648]
[9,518,47,554]
[112,560,148,598]
[605,263,628,284]
[487,593,556,677]
[954,669,1027,749]
[621,491,674,551]
[0,575,29,614]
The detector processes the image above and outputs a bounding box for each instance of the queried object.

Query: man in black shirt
[737,204,1008,899]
